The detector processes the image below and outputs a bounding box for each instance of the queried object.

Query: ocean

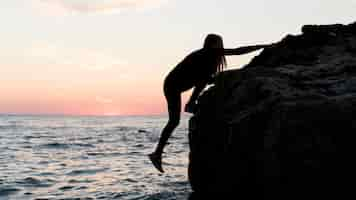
[0,115,192,200]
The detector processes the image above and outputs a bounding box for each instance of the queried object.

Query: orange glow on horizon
[0,76,192,116]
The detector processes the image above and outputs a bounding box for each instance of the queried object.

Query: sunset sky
[1,0,355,116]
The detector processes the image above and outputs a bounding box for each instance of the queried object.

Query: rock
[188,22,356,199]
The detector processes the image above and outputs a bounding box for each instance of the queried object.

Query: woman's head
[203,34,226,72]
[204,34,224,49]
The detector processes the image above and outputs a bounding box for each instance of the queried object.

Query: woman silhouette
[149,34,270,173]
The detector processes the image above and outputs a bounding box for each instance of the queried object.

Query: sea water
[0,115,191,200]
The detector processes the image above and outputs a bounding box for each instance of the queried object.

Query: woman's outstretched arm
[224,44,271,56]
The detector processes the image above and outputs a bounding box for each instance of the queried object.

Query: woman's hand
[184,101,197,113]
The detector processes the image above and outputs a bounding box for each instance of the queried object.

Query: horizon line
[0,112,169,118]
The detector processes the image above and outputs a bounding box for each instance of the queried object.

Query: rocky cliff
[188,22,356,200]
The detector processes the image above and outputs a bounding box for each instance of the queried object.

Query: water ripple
[66,168,109,176]
[0,115,191,199]
[15,177,55,188]
[0,186,21,197]
[38,142,95,149]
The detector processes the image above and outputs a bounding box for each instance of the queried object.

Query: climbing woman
[149,34,271,173]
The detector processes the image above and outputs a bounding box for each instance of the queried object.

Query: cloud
[32,0,168,15]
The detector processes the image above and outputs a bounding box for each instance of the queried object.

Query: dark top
[164,48,221,94]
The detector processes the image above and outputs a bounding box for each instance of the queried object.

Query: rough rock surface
[188,22,356,200]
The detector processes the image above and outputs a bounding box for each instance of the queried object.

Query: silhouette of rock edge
[188,21,356,200]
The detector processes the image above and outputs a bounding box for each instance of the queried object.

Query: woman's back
[165,48,220,92]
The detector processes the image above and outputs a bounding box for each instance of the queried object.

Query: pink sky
[1,1,355,116]
[0,71,192,116]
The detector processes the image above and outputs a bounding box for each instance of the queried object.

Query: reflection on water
[0,115,191,199]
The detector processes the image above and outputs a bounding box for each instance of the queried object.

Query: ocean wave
[23,133,53,139]
[35,172,56,176]
[112,126,131,132]
[58,185,75,191]
[68,179,95,184]
[0,115,190,200]
[0,124,24,130]
[0,185,21,197]
[47,126,74,130]
[38,142,95,149]
[86,152,123,157]
[131,191,187,200]
[138,129,150,133]
[15,177,55,188]
[66,167,109,176]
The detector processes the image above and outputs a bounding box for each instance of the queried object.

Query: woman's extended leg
[149,92,181,173]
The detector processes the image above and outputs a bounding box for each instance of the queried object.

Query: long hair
[203,34,227,72]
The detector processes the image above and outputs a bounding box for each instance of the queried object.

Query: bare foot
[148,153,164,173]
